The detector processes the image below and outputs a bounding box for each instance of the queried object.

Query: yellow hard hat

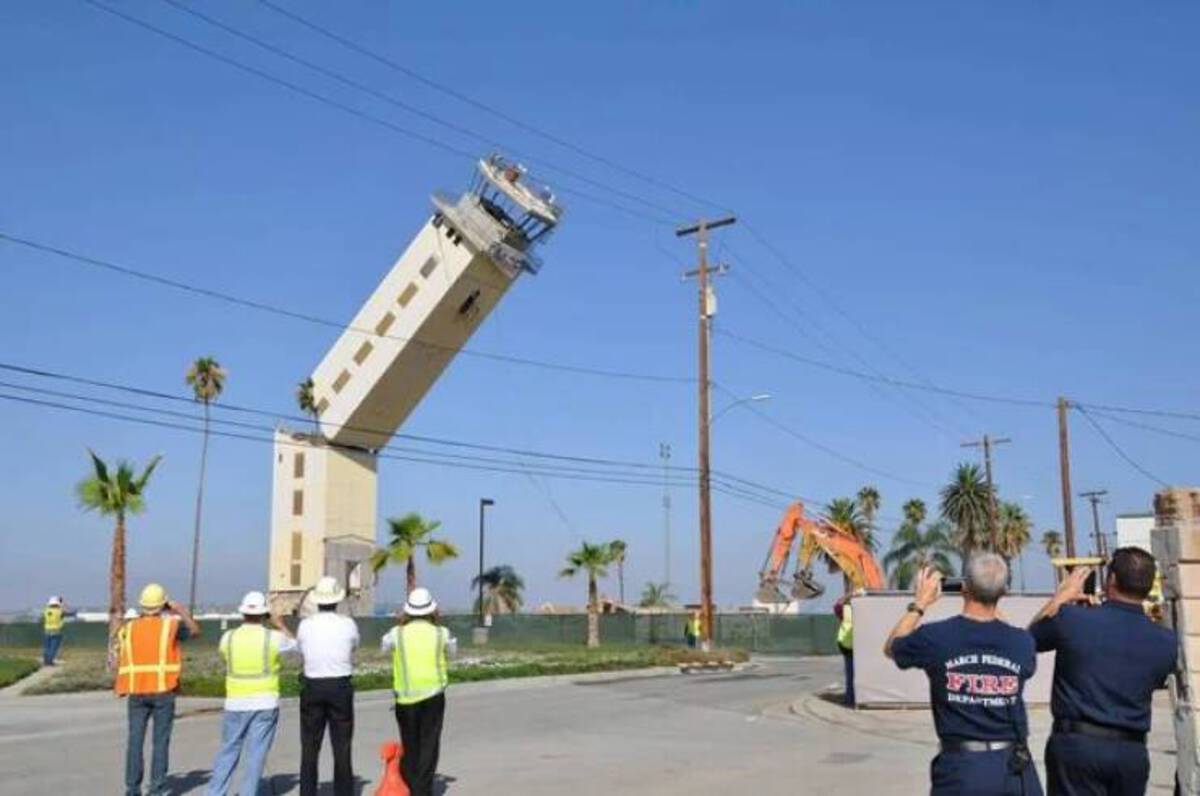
[139,583,168,610]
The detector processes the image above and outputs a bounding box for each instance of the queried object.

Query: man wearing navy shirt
[885,554,1042,796]
[1029,547,1177,795]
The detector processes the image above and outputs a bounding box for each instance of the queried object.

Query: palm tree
[883,520,958,589]
[471,565,524,617]
[184,356,225,612]
[1042,530,1064,583]
[856,486,881,530]
[997,502,1032,563]
[823,497,875,593]
[370,513,459,595]
[940,463,994,555]
[296,378,319,434]
[638,581,676,609]
[902,498,928,529]
[76,451,162,664]
[559,541,614,648]
[609,539,628,605]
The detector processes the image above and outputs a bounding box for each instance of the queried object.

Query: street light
[477,498,495,632]
[710,393,771,425]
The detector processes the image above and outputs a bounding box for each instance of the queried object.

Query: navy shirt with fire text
[892,616,1037,742]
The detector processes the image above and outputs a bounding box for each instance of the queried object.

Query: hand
[1055,567,1092,606]
[914,567,943,610]
[269,614,286,630]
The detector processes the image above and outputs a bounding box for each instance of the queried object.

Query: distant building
[1116,512,1155,553]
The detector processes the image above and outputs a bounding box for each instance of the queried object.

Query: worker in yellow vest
[835,594,855,707]
[42,595,68,666]
[207,590,297,796]
[117,583,201,796]
[383,588,456,796]
[685,611,701,649]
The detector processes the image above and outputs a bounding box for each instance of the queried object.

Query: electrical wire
[254,0,732,217]
[0,231,692,385]
[80,0,676,227]
[1074,405,1169,487]
[156,0,688,224]
[1077,407,1200,445]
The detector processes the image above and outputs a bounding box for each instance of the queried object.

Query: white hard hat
[404,587,437,617]
[47,596,62,607]
[238,590,270,616]
[311,576,345,606]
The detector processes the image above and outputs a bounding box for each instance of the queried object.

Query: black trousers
[931,749,1043,796]
[394,693,446,796]
[299,676,355,796]
[1045,733,1149,796]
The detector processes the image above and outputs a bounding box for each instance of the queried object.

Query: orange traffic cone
[374,740,410,796]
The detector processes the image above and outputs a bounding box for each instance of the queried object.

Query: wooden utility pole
[1080,489,1109,581]
[677,215,735,650]
[1057,397,1077,557]
[962,434,1011,551]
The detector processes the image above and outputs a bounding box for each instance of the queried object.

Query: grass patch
[0,655,40,688]
[21,644,748,696]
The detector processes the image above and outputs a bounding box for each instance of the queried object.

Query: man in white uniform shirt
[296,577,359,796]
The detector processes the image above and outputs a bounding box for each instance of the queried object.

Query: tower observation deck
[268,156,563,613]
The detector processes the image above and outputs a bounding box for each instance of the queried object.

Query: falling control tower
[268,156,563,614]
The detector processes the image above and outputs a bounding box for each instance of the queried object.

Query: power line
[713,382,937,489]
[155,0,688,224]
[1075,401,1200,424]
[716,327,1053,408]
[0,231,692,385]
[80,0,675,227]
[254,0,730,217]
[1074,404,1169,488]
[1079,408,1200,444]
[0,360,801,504]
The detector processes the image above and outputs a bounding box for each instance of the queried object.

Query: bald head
[964,553,1008,606]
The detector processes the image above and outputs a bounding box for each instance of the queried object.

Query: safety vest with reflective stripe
[115,615,182,695]
[221,624,281,698]
[44,607,64,634]
[837,604,853,651]
[390,621,449,705]
[688,617,701,637]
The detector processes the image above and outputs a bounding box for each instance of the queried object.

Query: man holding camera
[1028,547,1176,795]
[885,554,1042,795]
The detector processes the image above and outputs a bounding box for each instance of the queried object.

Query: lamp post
[476,498,495,642]
[710,393,771,426]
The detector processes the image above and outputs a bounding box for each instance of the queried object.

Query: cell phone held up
[942,577,965,594]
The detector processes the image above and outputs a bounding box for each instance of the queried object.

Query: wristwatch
[906,602,925,617]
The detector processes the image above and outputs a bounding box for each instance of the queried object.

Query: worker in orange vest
[116,583,201,796]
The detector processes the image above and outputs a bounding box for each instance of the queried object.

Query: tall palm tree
[471,565,524,617]
[609,539,628,605]
[824,498,875,593]
[856,486,881,530]
[559,541,614,648]
[940,463,994,555]
[76,451,162,664]
[1042,530,1064,582]
[185,356,225,612]
[370,513,459,595]
[639,581,676,609]
[996,502,1033,564]
[296,378,319,434]
[902,498,928,529]
[883,520,958,589]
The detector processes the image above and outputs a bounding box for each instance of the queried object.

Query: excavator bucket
[791,569,825,600]
[755,583,789,604]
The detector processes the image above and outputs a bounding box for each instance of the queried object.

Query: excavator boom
[756,501,885,604]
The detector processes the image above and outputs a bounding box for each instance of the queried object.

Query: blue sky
[1,1,1197,613]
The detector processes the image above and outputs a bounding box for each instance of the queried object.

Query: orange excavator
[755,501,885,604]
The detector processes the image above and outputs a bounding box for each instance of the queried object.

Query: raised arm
[1030,566,1091,628]
[167,599,201,639]
[885,567,941,659]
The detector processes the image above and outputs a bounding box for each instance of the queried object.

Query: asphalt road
[0,657,1177,794]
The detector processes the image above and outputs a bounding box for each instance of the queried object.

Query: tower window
[292,489,304,516]
[375,312,396,336]
[316,398,329,416]
[290,564,301,587]
[398,283,418,307]
[290,531,303,560]
[331,369,351,393]
[419,255,439,279]
[293,453,305,479]
[353,341,374,365]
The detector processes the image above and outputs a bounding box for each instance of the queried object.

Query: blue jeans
[126,693,176,796]
[42,633,63,665]
[207,709,280,796]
